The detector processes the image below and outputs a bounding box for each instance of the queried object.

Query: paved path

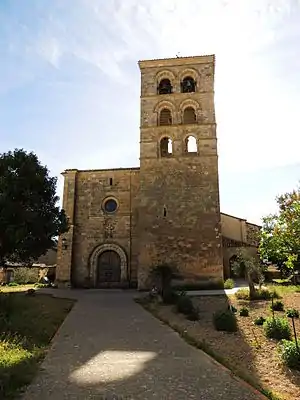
[23,290,263,400]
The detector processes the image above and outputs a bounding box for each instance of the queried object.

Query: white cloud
[1,0,300,220]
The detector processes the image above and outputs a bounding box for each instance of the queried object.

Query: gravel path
[22,289,264,400]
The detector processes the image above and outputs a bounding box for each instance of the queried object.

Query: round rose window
[103,198,118,213]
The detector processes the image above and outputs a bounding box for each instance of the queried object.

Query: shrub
[162,289,179,305]
[278,340,300,370]
[176,295,195,315]
[228,304,237,313]
[186,307,200,321]
[263,317,291,340]
[8,282,18,287]
[254,316,266,326]
[213,309,238,332]
[239,306,249,317]
[34,283,48,289]
[224,279,234,289]
[270,300,284,312]
[235,289,249,300]
[286,308,299,319]
[235,288,280,300]
[14,267,39,284]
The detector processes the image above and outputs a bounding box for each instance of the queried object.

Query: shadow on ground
[18,289,270,400]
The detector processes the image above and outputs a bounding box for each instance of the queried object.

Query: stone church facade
[56,55,260,289]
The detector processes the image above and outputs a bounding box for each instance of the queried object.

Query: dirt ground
[145,293,300,400]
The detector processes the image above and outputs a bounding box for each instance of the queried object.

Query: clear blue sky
[0,0,299,224]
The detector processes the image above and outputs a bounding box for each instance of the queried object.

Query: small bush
[263,317,291,340]
[239,306,249,317]
[14,267,39,284]
[34,283,48,288]
[235,288,280,300]
[286,308,299,319]
[228,304,237,313]
[278,340,300,370]
[235,289,249,300]
[213,309,238,332]
[254,316,266,326]
[224,279,234,289]
[162,289,179,305]
[176,295,195,315]
[186,307,200,321]
[8,282,18,287]
[270,300,284,312]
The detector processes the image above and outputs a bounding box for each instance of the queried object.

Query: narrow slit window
[109,178,113,186]
[160,137,173,157]
[163,207,167,217]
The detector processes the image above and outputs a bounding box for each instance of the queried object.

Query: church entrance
[97,250,121,285]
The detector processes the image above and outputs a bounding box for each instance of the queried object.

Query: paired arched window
[184,135,197,153]
[181,76,196,93]
[183,107,197,124]
[160,137,173,157]
[158,79,172,94]
[159,135,198,157]
[159,108,172,126]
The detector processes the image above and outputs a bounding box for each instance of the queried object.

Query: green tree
[232,248,265,299]
[259,186,300,276]
[0,149,68,266]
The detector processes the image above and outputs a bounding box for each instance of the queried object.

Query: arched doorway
[89,243,128,287]
[97,250,121,284]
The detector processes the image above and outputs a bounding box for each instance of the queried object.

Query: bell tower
[137,55,223,289]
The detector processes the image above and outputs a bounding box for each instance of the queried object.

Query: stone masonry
[56,55,260,289]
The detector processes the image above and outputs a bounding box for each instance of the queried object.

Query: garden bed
[139,291,300,400]
[0,289,74,398]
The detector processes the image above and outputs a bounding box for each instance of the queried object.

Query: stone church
[56,55,260,289]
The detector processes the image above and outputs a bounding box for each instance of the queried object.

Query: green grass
[0,291,74,398]
[0,284,36,293]
[266,284,300,295]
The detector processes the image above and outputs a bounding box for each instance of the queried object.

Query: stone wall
[246,222,261,247]
[56,168,140,287]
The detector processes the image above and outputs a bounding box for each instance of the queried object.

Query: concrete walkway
[23,290,263,400]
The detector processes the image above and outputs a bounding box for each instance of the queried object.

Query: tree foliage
[259,186,300,274]
[0,149,69,265]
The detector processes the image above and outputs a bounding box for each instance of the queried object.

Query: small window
[181,76,196,93]
[158,79,172,94]
[160,137,173,157]
[183,107,197,124]
[185,135,197,153]
[109,178,113,186]
[163,207,167,217]
[103,198,118,213]
[159,108,172,126]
